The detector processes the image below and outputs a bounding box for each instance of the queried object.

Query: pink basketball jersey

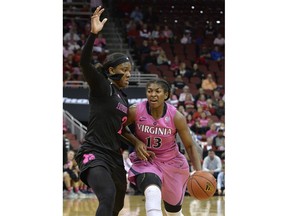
[135,101,179,160]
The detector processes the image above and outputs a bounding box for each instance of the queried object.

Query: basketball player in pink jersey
[122,79,202,216]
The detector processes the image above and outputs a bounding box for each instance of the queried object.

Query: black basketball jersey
[83,82,129,154]
[77,33,129,156]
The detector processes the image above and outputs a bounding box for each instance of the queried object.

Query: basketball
[187,171,217,200]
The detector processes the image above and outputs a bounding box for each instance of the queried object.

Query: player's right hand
[135,142,153,161]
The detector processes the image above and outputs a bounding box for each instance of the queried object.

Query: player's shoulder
[165,102,178,114]
[129,100,146,115]
[173,110,187,127]
[130,100,147,109]
[130,103,137,109]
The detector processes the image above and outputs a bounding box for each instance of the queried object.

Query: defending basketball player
[74,6,134,216]
[122,79,202,216]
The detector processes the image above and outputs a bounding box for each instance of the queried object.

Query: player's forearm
[80,33,97,69]
[186,145,202,171]
[80,33,107,91]
[121,126,139,147]
[121,132,137,147]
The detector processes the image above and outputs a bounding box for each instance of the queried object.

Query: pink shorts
[128,152,189,205]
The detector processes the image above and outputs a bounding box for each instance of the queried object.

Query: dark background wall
[63,87,147,125]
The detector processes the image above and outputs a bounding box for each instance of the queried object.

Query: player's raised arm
[80,6,108,89]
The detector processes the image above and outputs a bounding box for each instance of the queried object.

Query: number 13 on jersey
[146,137,162,148]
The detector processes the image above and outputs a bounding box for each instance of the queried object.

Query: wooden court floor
[63,194,225,216]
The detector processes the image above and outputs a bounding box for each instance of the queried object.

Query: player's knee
[136,173,162,193]
[93,181,117,204]
[104,187,117,200]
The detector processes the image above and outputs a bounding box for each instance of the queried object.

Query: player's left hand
[91,6,108,34]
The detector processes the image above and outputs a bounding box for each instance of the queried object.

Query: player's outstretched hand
[91,6,108,34]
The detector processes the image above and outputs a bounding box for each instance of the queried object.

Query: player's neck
[110,79,122,89]
[150,104,165,120]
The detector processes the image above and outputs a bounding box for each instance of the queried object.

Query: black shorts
[75,147,126,187]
